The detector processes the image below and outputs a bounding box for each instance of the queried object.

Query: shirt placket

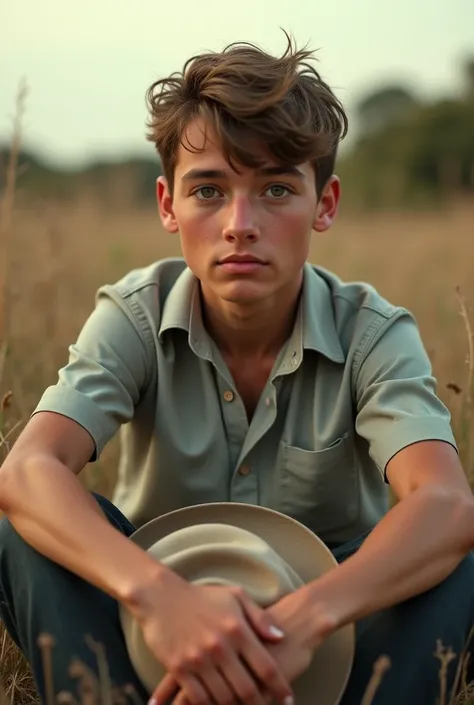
[210,353,278,504]
[203,317,303,505]
[215,372,250,486]
[229,348,302,504]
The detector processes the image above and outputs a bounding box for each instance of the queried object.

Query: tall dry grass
[1,199,473,705]
[4,196,474,491]
[0,80,28,461]
[1,96,474,703]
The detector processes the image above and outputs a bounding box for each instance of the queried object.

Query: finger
[171,689,196,705]
[220,653,268,705]
[234,588,285,642]
[151,673,206,705]
[241,638,294,705]
[151,673,180,704]
[198,666,236,704]
[171,693,192,705]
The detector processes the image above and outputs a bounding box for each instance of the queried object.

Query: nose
[222,195,260,243]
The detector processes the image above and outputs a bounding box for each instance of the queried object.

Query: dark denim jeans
[1,493,474,704]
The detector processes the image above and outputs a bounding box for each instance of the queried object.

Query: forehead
[179,118,220,158]
[176,117,261,170]
[175,117,312,177]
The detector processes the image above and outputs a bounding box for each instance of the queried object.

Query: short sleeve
[32,292,151,460]
[354,310,457,478]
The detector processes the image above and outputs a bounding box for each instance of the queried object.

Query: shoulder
[101,256,188,302]
[311,264,402,321]
[95,257,187,336]
[308,264,413,359]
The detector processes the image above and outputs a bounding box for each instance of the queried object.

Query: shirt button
[265,397,272,407]
[291,358,298,367]
[238,465,251,476]
[223,390,234,402]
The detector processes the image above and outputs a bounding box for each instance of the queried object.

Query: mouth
[218,254,267,265]
[217,254,268,274]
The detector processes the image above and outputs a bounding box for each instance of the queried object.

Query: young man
[1,33,474,705]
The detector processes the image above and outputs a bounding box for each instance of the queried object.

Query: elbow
[460,493,474,552]
[423,485,474,552]
[0,461,14,514]
[0,453,33,514]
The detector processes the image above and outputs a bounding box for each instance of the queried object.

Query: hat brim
[120,502,355,705]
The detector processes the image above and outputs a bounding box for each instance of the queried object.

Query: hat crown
[148,522,303,606]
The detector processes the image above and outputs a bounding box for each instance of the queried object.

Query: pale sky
[1,0,473,168]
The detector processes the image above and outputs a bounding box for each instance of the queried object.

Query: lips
[217,254,268,274]
[219,254,266,265]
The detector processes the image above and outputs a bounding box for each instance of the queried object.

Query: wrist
[291,583,340,649]
[118,554,178,620]
[308,595,340,646]
[305,558,372,636]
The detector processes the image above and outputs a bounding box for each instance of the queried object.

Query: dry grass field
[2,196,473,488]
[1,189,474,703]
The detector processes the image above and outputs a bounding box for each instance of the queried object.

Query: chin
[216,280,270,304]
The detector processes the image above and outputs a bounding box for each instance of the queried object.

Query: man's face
[157,118,339,307]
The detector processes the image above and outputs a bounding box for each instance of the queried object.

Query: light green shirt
[33,258,457,546]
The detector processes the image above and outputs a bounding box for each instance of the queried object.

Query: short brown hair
[145,31,348,198]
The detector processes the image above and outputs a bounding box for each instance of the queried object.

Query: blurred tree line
[337,56,474,209]
[1,55,473,211]
[0,151,163,210]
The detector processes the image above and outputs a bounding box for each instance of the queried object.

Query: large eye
[194,186,220,200]
[265,184,291,199]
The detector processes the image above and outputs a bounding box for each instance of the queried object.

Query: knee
[410,551,474,634]
[0,517,27,566]
[0,516,49,578]
[441,552,474,597]
[0,516,22,558]
[449,552,474,612]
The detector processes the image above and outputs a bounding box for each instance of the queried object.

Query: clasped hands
[136,573,335,705]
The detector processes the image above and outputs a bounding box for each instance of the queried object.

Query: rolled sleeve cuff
[373,417,458,476]
[31,385,119,460]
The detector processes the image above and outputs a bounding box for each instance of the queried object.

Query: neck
[200,276,303,359]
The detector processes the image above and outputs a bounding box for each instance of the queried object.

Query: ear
[156,176,179,233]
[312,175,341,233]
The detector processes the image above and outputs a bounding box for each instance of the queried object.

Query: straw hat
[119,502,355,705]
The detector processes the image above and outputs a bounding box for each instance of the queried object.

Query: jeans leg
[0,493,150,704]
[331,534,474,705]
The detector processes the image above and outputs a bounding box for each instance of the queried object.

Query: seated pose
[1,32,473,705]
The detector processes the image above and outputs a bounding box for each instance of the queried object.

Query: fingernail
[284,697,294,705]
[269,625,285,638]
[148,699,157,705]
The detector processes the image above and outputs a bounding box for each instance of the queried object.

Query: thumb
[235,589,285,642]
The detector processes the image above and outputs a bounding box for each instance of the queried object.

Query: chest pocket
[278,433,359,537]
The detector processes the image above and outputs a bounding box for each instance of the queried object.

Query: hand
[127,569,294,705]
[164,585,336,705]
[264,586,336,683]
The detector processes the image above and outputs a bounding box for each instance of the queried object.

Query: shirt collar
[158,262,345,364]
[158,266,196,338]
[300,262,345,363]
[158,266,212,359]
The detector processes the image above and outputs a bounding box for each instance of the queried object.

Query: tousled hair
[145,31,348,197]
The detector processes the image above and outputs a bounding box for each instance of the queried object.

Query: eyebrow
[181,165,306,181]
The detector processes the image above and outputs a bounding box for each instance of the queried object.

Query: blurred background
[1,0,474,493]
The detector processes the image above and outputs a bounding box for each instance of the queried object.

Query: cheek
[175,209,216,270]
[270,211,313,253]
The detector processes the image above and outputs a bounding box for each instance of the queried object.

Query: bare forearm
[308,486,474,629]
[0,454,167,605]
